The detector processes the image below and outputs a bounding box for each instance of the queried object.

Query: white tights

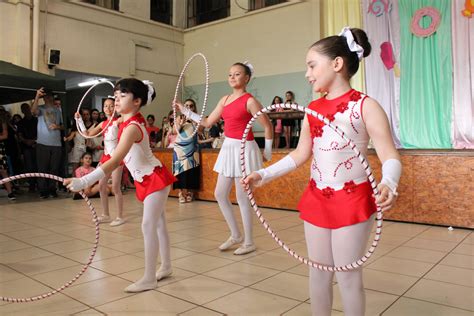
[99,166,124,218]
[214,174,254,245]
[135,186,171,285]
[304,215,374,316]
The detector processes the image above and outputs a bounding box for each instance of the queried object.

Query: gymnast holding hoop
[75,97,125,227]
[65,78,176,293]
[176,62,274,255]
[242,27,402,315]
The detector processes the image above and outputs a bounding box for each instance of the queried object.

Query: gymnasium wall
[182,0,321,131]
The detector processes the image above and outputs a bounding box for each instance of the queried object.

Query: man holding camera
[31,87,64,199]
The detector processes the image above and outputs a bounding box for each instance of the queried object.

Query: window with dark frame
[150,0,173,25]
[187,0,230,28]
[250,0,287,11]
[82,0,120,11]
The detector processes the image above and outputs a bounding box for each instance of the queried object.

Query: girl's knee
[310,268,334,283]
[214,188,226,202]
[335,270,363,290]
[141,220,157,234]
[111,186,121,196]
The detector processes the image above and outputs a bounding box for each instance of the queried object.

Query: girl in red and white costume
[66,78,176,293]
[243,27,401,316]
[75,97,125,226]
[177,62,274,255]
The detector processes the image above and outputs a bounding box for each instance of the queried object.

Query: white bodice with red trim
[103,120,119,156]
[309,91,369,191]
[121,117,162,182]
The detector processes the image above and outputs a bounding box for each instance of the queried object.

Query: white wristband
[75,117,87,133]
[70,167,105,191]
[380,159,402,195]
[255,155,297,186]
[264,139,273,161]
[182,107,201,124]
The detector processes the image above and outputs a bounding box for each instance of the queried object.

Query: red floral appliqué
[326,112,336,122]
[336,102,349,114]
[343,181,357,193]
[311,125,324,138]
[322,187,335,198]
[309,179,317,190]
[350,90,362,102]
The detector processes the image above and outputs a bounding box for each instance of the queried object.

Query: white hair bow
[243,61,255,77]
[339,27,364,61]
[142,80,155,105]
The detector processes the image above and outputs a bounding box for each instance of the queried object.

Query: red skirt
[298,180,377,229]
[100,154,111,165]
[134,165,176,202]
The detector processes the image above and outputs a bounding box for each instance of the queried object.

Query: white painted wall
[0,0,321,123]
[183,0,321,85]
[0,0,183,121]
[0,1,32,68]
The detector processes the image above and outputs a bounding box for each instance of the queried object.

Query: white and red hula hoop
[76,80,116,139]
[0,173,99,302]
[172,53,209,140]
[240,103,384,272]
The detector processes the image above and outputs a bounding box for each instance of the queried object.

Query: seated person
[73,152,108,199]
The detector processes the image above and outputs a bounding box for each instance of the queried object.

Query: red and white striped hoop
[172,53,209,141]
[76,80,116,139]
[0,173,99,302]
[240,103,383,272]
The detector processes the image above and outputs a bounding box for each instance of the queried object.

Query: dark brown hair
[114,78,156,107]
[310,28,371,78]
[232,62,252,79]
[184,98,197,112]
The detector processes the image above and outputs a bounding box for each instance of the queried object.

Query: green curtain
[399,0,452,148]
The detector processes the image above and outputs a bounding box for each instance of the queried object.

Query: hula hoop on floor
[172,53,209,141]
[240,103,384,272]
[0,173,99,303]
[76,80,115,139]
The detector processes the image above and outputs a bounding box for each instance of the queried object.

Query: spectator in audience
[86,119,104,168]
[197,125,213,149]
[73,152,103,198]
[99,111,107,122]
[282,90,298,148]
[91,109,100,127]
[64,124,87,173]
[211,120,225,149]
[173,99,201,203]
[17,103,38,192]
[11,114,22,130]
[0,107,16,200]
[3,110,21,175]
[53,97,62,110]
[81,108,94,130]
[146,114,160,148]
[53,96,67,190]
[271,96,284,149]
[31,87,64,199]
[163,111,177,148]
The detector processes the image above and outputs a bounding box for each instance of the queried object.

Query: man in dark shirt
[17,103,38,192]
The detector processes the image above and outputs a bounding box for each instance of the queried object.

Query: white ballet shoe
[110,217,125,227]
[233,244,256,255]
[156,267,173,281]
[97,214,111,223]
[124,280,158,293]
[219,236,243,251]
